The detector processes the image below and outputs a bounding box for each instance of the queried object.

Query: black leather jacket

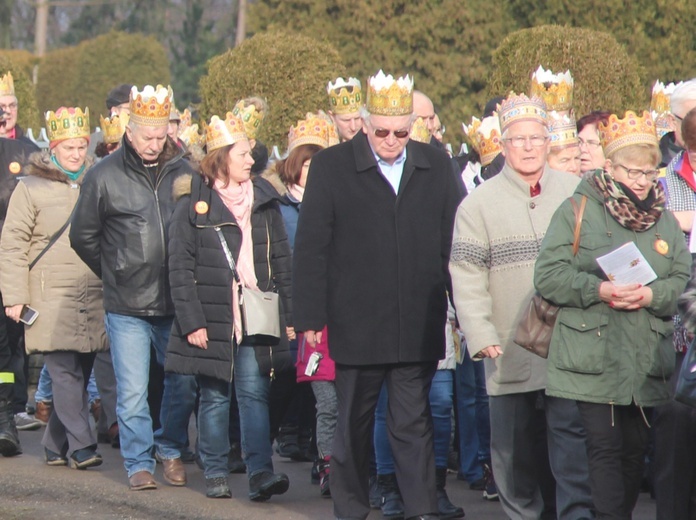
[69,136,196,316]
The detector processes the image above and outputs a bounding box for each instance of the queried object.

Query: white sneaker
[14,412,42,431]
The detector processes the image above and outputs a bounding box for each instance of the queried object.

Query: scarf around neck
[51,154,85,181]
[591,169,665,231]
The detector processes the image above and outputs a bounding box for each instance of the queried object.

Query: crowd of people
[0,63,695,520]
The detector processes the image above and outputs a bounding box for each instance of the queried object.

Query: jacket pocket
[551,309,609,374]
[644,317,676,380]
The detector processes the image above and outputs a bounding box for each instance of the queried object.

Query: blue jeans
[375,369,453,472]
[455,349,490,482]
[35,364,100,404]
[105,313,196,476]
[197,374,231,479]
[234,344,273,477]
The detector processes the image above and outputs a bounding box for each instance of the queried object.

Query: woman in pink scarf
[165,113,294,501]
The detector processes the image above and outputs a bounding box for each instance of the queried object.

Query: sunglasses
[373,128,410,139]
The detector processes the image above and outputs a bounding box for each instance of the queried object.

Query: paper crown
[0,71,14,98]
[650,80,679,115]
[410,117,431,143]
[45,107,90,143]
[327,77,363,115]
[99,113,128,144]
[497,92,547,134]
[366,70,413,116]
[178,108,192,136]
[316,110,339,147]
[288,112,333,153]
[530,66,574,112]
[205,113,247,152]
[547,111,578,150]
[232,98,266,140]
[129,85,172,127]
[179,123,205,149]
[463,115,502,167]
[599,110,658,157]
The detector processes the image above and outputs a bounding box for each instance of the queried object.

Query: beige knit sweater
[449,163,579,396]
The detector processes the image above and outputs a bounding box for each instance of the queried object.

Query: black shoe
[248,471,290,502]
[69,447,103,470]
[311,457,320,484]
[228,442,246,474]
[482,463,499,501]
[436,467,465,519]
[0,402,21,457]
[468,476,485,490]
[369,474,381,509]
[378,473,404,519]
[45,447,67,466]
[275,426,300,459]
[206,476,232,498]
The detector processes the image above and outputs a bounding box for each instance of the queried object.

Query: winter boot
[0,395,21,457]
[378,473,404,519]
[275,425,300,459]
[436,467,465,519]
[318,455,331,497]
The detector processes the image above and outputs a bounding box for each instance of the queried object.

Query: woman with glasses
[576,111,610,175]
[534,110,691,520]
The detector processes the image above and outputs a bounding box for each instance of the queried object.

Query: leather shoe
[161,457,186,486]
[248,471,289,501]
[129,470,157,491]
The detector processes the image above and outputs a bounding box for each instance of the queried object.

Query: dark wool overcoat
[165,172,293,381]
[292,130,461,365]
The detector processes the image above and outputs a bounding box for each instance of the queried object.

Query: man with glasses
[450,93,593,519]
[660,79,696,168]
[293,70,460,520]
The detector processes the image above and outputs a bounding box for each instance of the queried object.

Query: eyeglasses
[614,163,659,182]
[578,138,601,150]
[373,128,410,139]
[503,135,548,148]
[0,102,18,112]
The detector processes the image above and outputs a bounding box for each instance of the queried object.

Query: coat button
[581,323,586,328]
[529,202,536,209]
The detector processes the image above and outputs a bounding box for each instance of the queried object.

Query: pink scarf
[214,178,258,342]
[288,183,305,202]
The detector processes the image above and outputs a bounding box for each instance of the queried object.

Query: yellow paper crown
[178,108,192,137]
[129,85,172,127]
[316,110,339,147]
[288,112,331,153]
[232,98,266,140]
[409,117,431,143]
[530,66,574,112]
[366,70,413,116]
[650,80,679,115]
[0,71,14,98]
[45,107,90,143]
[99,113,128,144]
[463,115,502,167]
[205,113,247,152]
[599,110,658,157]
[179,123,205,149]
[547,111,578,150]
[327,77,363,115]
[497,92,547,134]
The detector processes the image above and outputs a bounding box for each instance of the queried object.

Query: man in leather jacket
[70,85,197,491]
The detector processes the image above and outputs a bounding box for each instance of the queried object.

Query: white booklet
[595,241,657,286]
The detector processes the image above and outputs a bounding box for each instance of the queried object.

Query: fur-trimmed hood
[25,150,95,184]
[173,173,193,201]
[260,160,288,197]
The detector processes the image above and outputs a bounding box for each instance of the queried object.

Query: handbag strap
[214,227,241,285]
[29,204,77,271]
[569,195,587,257]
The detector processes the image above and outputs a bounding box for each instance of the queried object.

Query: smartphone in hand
[19,305,39,325]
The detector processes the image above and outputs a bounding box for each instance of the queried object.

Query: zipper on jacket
[609,401,615,427]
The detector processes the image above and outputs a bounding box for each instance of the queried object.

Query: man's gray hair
[671,79,696,115]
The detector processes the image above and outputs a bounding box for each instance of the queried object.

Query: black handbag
[675,338,696,408]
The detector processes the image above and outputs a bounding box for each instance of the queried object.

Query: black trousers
[577,401,650,520]
[331,361,437,520]
[653,352,696,520]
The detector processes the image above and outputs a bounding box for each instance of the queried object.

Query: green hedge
[199,30,346,150]
[488,25,645,117]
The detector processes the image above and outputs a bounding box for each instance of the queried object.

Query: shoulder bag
[513,195,587,358]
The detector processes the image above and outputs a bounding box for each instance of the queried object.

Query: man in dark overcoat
[292,70,460,520]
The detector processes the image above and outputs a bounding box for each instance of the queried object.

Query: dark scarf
[591,170,665,231]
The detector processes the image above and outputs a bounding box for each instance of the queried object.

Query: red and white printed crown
[497,92,547,134]
[547,111,578,150]
[463,115,502,166]
[599,110,658,157]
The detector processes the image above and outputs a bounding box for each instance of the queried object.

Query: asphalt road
[0,424,657,519]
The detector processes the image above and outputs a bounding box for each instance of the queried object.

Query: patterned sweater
[449,164,579,396]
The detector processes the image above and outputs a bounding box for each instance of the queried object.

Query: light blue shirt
[371,146,408,194]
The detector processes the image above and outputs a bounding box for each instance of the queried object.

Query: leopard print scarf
[591,170,665,231]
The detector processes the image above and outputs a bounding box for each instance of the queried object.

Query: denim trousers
[35,364,100,404]
[234,344,274,477]
[197,374,231,479]
[375,369,453,472]
[105,312,196,476]
[455,349,490,482]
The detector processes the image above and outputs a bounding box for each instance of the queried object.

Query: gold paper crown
[599,110,658,157]
[652,112,674,140]
[650,80,679,115]
[178,108,192,137]
[288,112,331,153]
[463,115,502,167]
[366,70,413,116]
[205,113,247,152]
[100,113,128,144]
[497,92,547,134]
[232,98,265,140]
[45,107,90,143]
[547,111,578,150]
[409,117,431,143]
[316,110,339,147]
[530,66,574,112]
[129,85,172,127]
[179,123,205,149]
[0,71,14,98]
[327,77,363,115]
